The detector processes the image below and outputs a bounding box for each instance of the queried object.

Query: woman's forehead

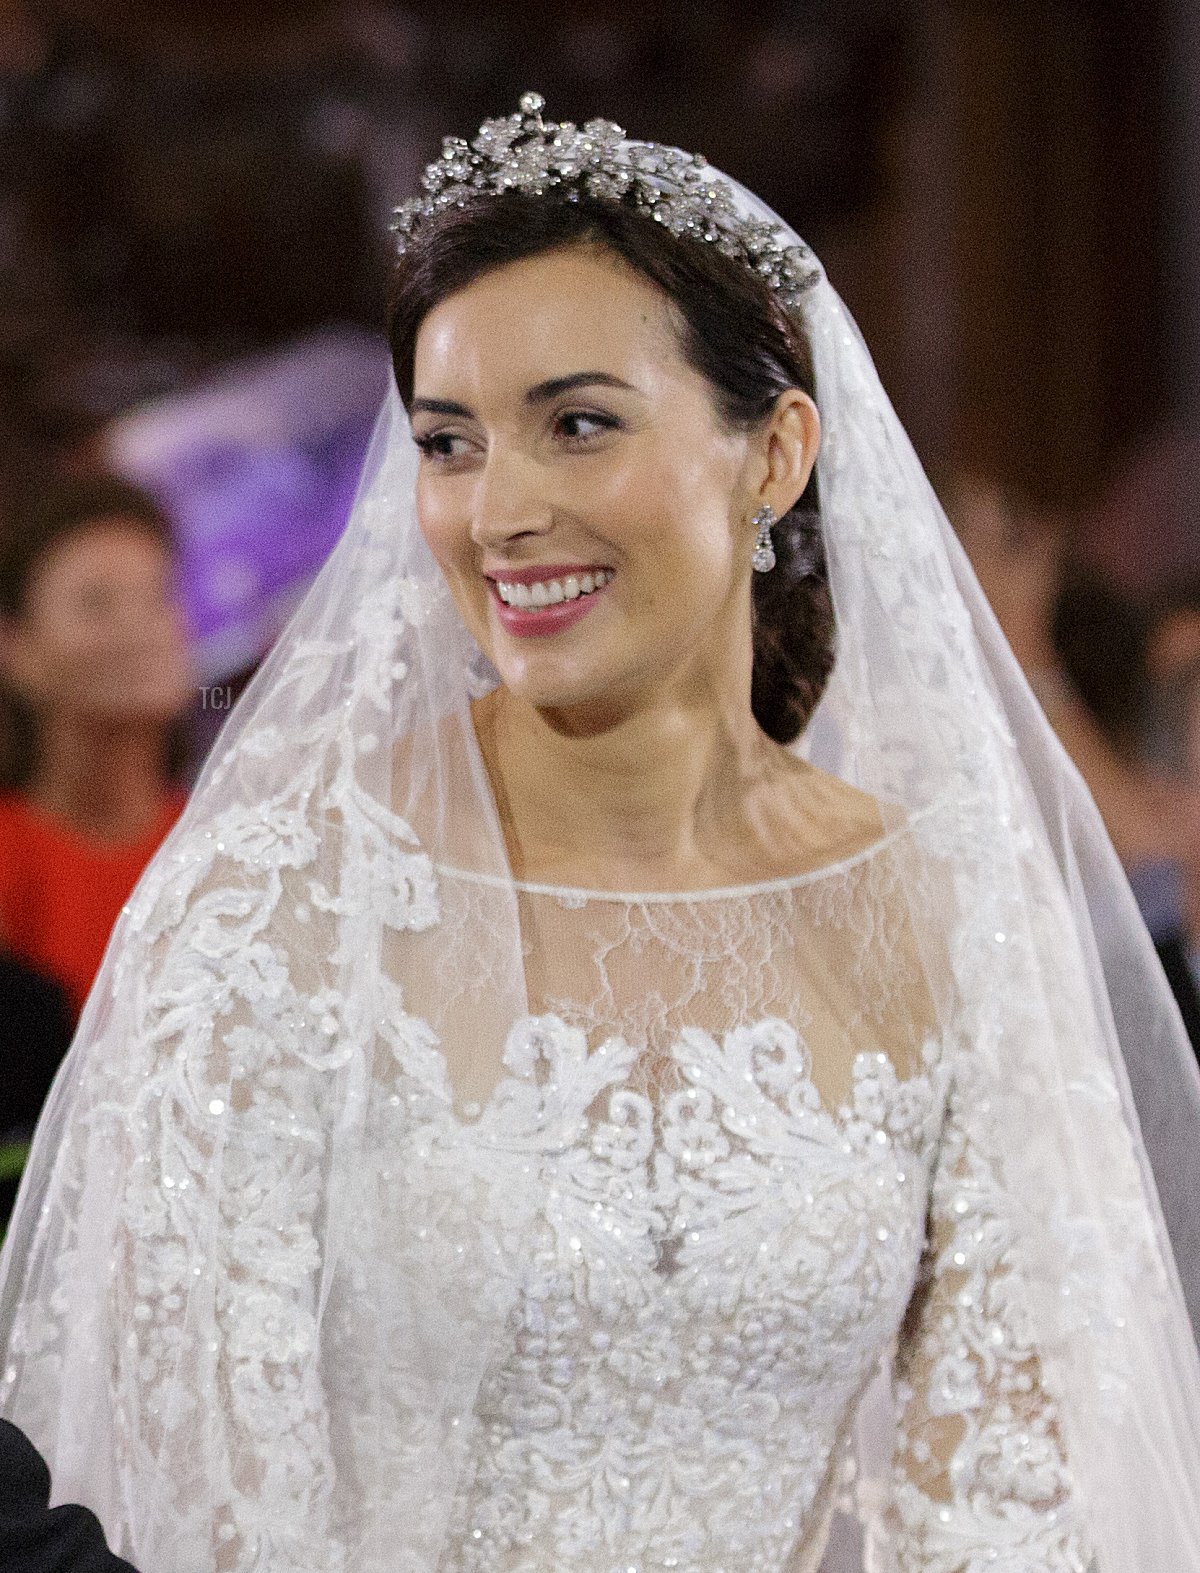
[413,246,681,399]
[32,520,169,591]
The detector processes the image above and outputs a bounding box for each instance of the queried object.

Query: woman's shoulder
[757,753,894,879]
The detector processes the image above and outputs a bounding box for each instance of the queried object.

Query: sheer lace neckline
[434,803,926,905]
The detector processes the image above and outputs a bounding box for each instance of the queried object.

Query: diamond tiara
[390,92,821,313]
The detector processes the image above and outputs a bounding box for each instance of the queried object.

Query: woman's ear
[754,390,820,519]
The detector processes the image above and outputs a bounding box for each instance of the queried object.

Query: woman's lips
[488,573,614,639]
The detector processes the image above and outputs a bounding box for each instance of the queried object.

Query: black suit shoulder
[0,1420,139,1573]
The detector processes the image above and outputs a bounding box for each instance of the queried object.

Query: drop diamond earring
[751,505,777,573]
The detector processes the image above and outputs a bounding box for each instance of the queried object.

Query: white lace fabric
[2,785,1088,1573]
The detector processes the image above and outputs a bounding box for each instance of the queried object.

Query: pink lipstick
[486,565,614,640]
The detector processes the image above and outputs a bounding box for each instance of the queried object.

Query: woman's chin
[491,660,618,718]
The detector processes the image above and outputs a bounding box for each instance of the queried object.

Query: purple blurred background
[104,328,385,679]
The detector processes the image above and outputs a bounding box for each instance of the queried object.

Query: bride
[2,93,1199,1573]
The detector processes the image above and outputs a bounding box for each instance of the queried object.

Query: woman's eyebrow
[410,372,640,420]
[410,397,473,417]
[524,371,641,403]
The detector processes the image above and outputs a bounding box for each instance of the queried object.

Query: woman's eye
[557,410,620,443]
[413,430,472,461]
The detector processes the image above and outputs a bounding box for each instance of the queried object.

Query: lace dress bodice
[392,1016,942,1573]
[1,809,1094,1573]
[323,825,1092,1573]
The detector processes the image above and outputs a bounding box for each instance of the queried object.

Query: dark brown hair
[0,474,185,789]
[0,475,173,619]
[386,190,834,745]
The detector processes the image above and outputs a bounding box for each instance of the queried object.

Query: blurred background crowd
[1,0,1199,1228]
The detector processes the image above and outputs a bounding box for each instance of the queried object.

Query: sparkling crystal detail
[390,92,822,312]
[752,505,777,573]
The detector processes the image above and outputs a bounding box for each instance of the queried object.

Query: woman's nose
[468,449,554,550]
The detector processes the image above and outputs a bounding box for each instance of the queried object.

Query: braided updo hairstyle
[386,190,834,745]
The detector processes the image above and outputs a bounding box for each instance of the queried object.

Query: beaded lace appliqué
[1,792,1094,1573]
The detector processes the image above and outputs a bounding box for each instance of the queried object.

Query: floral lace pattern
[885,1063,1094,1572]
[412,1016,946,1573]
[0,787,1094,1573]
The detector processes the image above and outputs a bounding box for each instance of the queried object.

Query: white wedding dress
[3,780,1086,1573]
[360,825,1088,1573]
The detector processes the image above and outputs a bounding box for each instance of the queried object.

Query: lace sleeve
[105,841,344,1572]
[883,1065,1096,1573]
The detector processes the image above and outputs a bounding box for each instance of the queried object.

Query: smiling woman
[390,193,833,760]
[2,96,1200,1573]
[389,209,843,893]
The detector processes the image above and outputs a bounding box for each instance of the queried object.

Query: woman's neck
[26,716,173,843]
[472,684,786,889]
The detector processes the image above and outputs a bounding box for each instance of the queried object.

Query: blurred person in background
[0,475,192,1232]
[1146,576,1200,802]
[1149,577,1200,689]
[949,478,1153,853]
[1145,578,1200,975]
[950,470,1200,1391]
[951,473,1200,1014]
[1050,563,1200,1043]
[0,474,193,1020]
